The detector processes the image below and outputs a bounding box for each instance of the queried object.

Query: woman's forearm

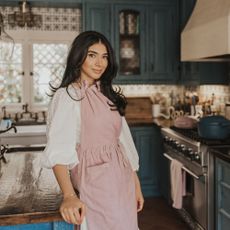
[53,164,86,224]
[52,164,76,198]
[134,171,141,190]
[133,171,144,212]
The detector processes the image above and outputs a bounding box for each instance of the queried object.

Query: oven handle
[163,153,200,179]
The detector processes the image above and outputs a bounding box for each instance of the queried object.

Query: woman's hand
[60,195,86,225]
[134,172,144,212]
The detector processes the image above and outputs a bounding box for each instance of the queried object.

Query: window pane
[33,43,68,104]
[0,43,23,104]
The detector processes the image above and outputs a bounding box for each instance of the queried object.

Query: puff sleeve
[41,88,81,169]
[119,116,139,171]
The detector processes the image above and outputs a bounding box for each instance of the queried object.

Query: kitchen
[0,0,230,229]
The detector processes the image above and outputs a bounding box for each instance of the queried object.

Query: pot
[174,116,198,129]
[197,115,230,139]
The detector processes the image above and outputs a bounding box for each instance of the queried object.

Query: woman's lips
[93,69,103,74]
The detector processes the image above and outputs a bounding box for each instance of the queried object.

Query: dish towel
[170,158,186,209]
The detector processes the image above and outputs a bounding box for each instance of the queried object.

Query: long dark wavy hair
[50,31,127,116]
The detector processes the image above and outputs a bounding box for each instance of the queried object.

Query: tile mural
[0,6,81,32]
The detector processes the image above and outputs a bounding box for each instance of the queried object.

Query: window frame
[2,30,77,112]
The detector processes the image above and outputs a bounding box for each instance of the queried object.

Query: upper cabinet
[83,3,112,42]
[114,4,147,83]
[83,0,179,84]
[148,4,179,84]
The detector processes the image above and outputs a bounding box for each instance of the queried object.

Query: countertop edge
[0,211,62,226]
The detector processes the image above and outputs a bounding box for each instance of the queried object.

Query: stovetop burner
[170,126,230,146]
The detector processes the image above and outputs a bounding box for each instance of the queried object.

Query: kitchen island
[0,150,68,228]
[0,118,168,228]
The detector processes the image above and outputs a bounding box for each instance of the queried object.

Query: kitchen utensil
[174,116,198,129]
[198,115,230,139]
[225,103,230,120]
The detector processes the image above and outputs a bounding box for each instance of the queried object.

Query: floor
[138,197,190,230]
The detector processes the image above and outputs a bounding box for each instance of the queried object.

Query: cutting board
[125,97,153,120]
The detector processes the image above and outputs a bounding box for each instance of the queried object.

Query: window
[33,43,68,104]
[0,6,81,111]
[0,31,76,111]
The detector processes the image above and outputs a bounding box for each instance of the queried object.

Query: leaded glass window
[32,43,68,104]
[0,43,23,104]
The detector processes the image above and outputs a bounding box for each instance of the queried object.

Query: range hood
[181,0,230,62]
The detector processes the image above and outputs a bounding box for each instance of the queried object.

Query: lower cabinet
[130,124,162,197]
[0,222,73,230]
[215,158,230,230]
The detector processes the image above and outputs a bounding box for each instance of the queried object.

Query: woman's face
[80,42,108,85]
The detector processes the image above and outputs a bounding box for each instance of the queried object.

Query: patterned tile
[0,6,82,32]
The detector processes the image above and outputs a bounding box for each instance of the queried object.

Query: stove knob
[188,149,195,159]
[170,140,177,148]
[194,152,201,163]
[181,146,187,155]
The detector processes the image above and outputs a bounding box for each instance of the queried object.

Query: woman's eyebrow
[88,50,108,55]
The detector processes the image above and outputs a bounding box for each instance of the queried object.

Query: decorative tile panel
[0,6,81,32]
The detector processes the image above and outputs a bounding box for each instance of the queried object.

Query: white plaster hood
[181,0,230,62]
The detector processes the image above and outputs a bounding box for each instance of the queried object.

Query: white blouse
[41,87,139,171]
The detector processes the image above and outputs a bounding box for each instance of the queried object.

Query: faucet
[0,145,8,164]
[0,125,17,134]
[19,103,34,120]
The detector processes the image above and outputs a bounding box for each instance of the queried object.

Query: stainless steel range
[161,126,230,230]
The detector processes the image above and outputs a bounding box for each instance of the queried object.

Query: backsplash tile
[119,84,230,115]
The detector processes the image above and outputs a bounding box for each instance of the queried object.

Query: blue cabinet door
[0,221,74,230]
[113,4,148,84]
[215,158,230,230]
[130,125,161,197]
[83,3,112,43]
[148,4,179,84]
[84,1,179,84]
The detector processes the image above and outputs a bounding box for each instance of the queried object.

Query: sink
[0,125,47,146]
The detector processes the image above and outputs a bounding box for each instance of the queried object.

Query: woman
[41,31,144,230]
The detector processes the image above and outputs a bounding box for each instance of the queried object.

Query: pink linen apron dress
[70,82,138,230]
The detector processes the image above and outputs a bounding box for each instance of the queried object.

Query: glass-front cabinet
[118,10,140,76]
[114,5,147,83]
[83,1,179,84]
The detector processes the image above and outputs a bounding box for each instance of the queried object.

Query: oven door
[162,144,207,230]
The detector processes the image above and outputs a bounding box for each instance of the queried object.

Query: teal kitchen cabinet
[113,4,148,83]
[83,3,112,43]
[199,63,229,85]
[83,1,179,84]
[114,2,179,84]
[215,158,230,230]
[148,3,179,84]
[130,125,161,197]
[0,222,73,230]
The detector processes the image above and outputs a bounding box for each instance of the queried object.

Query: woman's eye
[103,55,108,60]
[88,53,96,58]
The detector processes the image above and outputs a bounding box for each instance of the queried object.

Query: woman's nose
[95,57,102,66]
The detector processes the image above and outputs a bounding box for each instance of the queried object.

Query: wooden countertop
[0,151,62,226]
